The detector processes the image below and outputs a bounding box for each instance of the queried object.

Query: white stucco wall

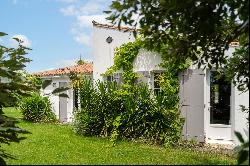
[133,49,164,72]
[232,87,249,144]
[225,46,249,144]
[93,26,135,82]
[92,25,249,144]
[0,77,10,83]
[92,26,165,83]
[204,69,249,145]
[204,75,233,144]
[41,76,74,122]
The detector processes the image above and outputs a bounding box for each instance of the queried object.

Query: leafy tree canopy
[105,0,249,90]
[76,55,85,65]
[106,1,249,163]
[0,32,34,108]
[0,32,32,165]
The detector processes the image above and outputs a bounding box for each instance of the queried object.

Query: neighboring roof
[92,20,137,32]
[33,63,93,77]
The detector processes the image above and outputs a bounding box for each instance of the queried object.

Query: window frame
[152,71,164,95]
[209,70,232,125]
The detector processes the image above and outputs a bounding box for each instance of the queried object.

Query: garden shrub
[73,78,184,147]
[18,93,57,122]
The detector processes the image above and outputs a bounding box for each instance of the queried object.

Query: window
[73,90,79,109]
[210,71,231,125]
[52,83,57,87]
[153,73,162,95]
[113,73,123,85]
[106,76,113,82]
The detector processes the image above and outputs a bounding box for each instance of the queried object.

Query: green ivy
[102,37,192,146]
[104,39,142,84]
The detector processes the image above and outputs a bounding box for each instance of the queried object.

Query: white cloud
[7,0,18,5]
[12,0,18,5]
[77,14,108,27]
[79,1,101,15]
[57,0,78,3]
[60,5,79,16]
[55,58,93,68]
[60,1,104,16]
[59,0,112,46]
[69,14,108,46]
[56,59,76,67]
[10,34,32,47]
[74,32,91,46]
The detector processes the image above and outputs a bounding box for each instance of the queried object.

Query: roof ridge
[92,20,137,32]
[33,63,93,77]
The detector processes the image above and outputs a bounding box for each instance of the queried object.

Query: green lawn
[2,107,236,165]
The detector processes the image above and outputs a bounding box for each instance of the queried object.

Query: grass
[2,107,236,165]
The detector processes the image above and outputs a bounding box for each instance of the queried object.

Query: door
[206,71,232,141]
[59,82,68,122]
[180,69,205,142]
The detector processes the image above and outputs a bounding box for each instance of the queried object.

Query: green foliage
[102,36,190,147]
[73,79,184,147]
[0,110,29,165]
[106,0,248,70]
[51,87,70,95]
[234,131,249,165]
[36,79,70,98]
[225,34,249,91]
[106,1,249,163]
[0,32,32,164]
[41,80,52,90]
[104,39,142,84]
[2,107,236,165]
[99,27,191,147]
[0,34,33,107]
[18,93,57,123]
[76,59,85,65]
[25,74,43,92]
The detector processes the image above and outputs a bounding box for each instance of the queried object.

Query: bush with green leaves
[73,78,184,147]
[18,93,56,123]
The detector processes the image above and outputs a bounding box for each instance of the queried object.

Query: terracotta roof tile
[33,63,93,77]
[92,20,137,32]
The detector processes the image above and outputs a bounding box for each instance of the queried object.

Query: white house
[92,20,249,145]
[34,63,93,123]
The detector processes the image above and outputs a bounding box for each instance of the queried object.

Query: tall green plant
[234,131,249,165]
[74,80,184,147]
[102,39,189,146]
[18,93,56,123]
[105,1,249,163]
[0,32,32,164]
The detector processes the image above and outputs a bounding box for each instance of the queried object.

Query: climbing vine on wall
[102,37,192,146]
[104,37,191,97]
[104,39,142,85]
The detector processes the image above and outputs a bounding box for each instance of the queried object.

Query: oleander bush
[73,78,184,147]
[18,93,56,123]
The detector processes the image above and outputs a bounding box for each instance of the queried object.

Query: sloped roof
[92,20,137,32]
[33,63,93,77]
[92,20,239,46]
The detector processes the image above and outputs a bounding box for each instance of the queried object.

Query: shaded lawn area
[2,107,236,165]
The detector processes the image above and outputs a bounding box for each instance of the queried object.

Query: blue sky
[0,0,112,73]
